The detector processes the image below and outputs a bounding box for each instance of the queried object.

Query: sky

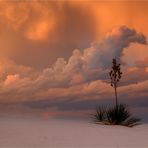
[0,0,148,120]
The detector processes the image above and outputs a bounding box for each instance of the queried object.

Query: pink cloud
[4,74,20,86]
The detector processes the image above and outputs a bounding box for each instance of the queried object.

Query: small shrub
[93,104,141,127]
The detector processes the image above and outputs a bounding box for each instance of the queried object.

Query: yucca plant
[92,58,141,127]
[93,104,141,127]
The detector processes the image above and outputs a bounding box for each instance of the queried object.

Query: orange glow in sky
[0,1,148,118]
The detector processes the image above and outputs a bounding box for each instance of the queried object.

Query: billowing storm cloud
[0,26,147,104]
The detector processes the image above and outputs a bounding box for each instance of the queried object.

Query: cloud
[136,57,148,68]
[0,2,30,30]
[0,1,148,71]
[91,26,147,68]
[0,1,97,69]
[122,43,148,66]
[0,1,55,41]
[121,67,148,86]
[4,74,20,86]
[0,26,147,105]
[119,80,148,100]
[35,26,147,89]
[0,58,36,79]
[0,1,95,42]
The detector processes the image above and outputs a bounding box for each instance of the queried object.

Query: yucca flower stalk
[109,58,122,108]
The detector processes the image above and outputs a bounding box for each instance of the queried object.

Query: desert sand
[0,117,148,148]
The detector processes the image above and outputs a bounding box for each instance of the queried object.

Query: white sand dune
[0,117,148,148]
